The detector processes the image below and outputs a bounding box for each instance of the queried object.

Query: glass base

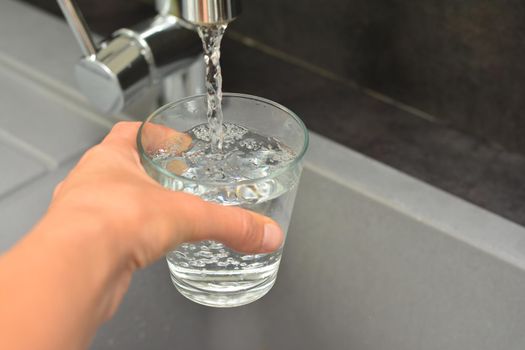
[170,271,277,308]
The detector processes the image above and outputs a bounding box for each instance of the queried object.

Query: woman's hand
[0,122,283,350]
[52,121,283,266]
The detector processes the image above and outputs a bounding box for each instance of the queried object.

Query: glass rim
[137,92,309,187]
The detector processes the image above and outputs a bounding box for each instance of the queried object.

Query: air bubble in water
[237,184,260,203]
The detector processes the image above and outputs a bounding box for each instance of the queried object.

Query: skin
[0,122,283,350]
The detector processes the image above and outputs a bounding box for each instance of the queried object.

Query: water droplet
[209,242,224,250]
[247,262,264,268]
[174,251,188,260]
[197,250,213,258]
[190,260,206,268]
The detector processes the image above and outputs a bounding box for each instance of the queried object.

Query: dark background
[22,0,525,154]
[16,0,525,225]
[236,0,525,154]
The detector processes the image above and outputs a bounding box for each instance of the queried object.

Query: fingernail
[262,224,283,252]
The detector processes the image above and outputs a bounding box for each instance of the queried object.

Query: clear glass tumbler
[137,93,308,307]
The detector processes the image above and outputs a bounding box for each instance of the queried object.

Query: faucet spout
[177,0,242,25]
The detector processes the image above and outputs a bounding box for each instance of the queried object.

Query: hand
[0,121,283,350]
[52,121,283,265]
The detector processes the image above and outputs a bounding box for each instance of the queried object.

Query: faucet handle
[56,0,202,114]
[56,0,148,113]
[57,0,97,57]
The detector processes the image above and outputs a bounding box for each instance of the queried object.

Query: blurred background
[14,0,525,225]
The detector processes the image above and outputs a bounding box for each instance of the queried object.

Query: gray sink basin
[87,139,525,350]
[2,1,525,349]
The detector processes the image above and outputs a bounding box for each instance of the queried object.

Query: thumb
[158,192,284,255]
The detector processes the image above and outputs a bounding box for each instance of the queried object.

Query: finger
[139,122,193,175]
[102,121,142,148]
[166,159,188,176]
[103,122,192,173]
[159,192,284,255]
[100,122,192,173]
[141,122,192,156]
[52,181,63,199]
[104,121,192,154]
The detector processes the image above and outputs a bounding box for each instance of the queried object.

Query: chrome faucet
[57,0,241,114]
[174,0,241,25]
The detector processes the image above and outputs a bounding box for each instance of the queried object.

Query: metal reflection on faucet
[178,0,242,25]
[57,0,97,57]
[57,0,203,114]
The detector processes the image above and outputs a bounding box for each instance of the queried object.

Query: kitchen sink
[1,1,525,349]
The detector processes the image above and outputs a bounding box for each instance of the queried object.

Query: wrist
[31,203,131,322]
[0,205,126,350]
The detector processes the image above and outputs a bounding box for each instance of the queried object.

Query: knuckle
[77,144,110,167]
[83,144,106,159]
[109,121,140,139]
[111,121,134,133]
[52,181,64,198]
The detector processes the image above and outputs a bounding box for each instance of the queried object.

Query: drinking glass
[137,93,308,307]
